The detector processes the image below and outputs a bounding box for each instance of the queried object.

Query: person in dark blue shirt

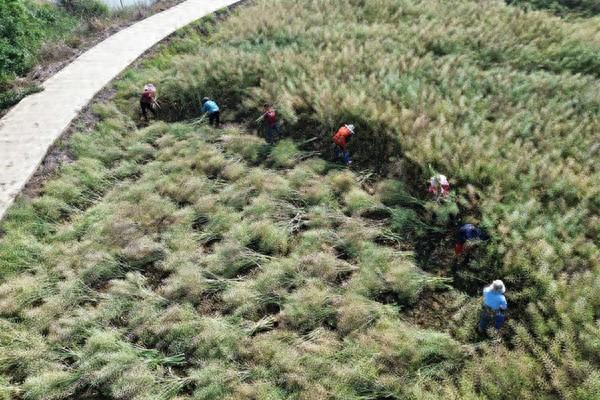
[455,223,489,255]
[201,97,220,127]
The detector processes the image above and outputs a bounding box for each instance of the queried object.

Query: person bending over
[332,124,355,165]
[140,83,158,121]
[201,97,220,127]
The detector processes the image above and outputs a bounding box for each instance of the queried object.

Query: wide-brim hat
[345,124,355,134]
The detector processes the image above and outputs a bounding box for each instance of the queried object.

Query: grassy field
[1,0,600,398]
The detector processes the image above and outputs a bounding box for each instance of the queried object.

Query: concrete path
[0,0,241,221]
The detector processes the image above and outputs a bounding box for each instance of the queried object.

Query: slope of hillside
[0,107,474,398]
[1,0,600,398]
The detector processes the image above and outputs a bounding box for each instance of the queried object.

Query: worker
[332,124,355,165]
[479,280,508,332]
[259,103,280,144]
[201,97,220,127]
[140,83,158,121]
[455,223,488,256]
[428,174,450,199]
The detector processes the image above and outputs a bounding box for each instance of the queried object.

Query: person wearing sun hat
[479,279,508,332]
[332,123,355,165]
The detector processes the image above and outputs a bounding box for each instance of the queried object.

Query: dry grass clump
[280,280,336,332]
[335,294,393,336]
[222,133,267,164]
[343,187,378,215]
[187,361,243,399]
[296,251,355,284]
[348,242,447,306]
[159,264,214,305]
[328,170,357,195]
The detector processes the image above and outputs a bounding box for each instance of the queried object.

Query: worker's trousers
[266,124,280,144]
[479,306,505,332]
[208,111,220,127]
[140,101,157,119]
[335,145,351,165]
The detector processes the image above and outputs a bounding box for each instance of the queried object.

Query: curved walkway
[0,0,241,221]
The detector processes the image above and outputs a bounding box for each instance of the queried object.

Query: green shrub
[389,207,432,238]
[0,0,43,81]
[223,134,267,164]
[343,187,377,215]
[377,179,420,207]
[59,0,109,18]
[269,139,302,168]
[0,375,13,400]
[0,0,75,92]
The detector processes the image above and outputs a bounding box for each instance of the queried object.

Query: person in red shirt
[140,84,157,121]
[332,124,355,165]
[260,103,280,144]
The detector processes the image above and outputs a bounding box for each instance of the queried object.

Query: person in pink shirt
[140,83,157,121]
[428,174,450,199]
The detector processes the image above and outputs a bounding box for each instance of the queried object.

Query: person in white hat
[428,173,450,199]
[332,124,355,165]
[140,83,158,121]
[479,280,508,332]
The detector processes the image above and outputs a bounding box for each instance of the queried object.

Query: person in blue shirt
[201,97,220,127]
[479,280,508,332]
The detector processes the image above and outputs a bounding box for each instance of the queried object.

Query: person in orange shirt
[332,124,355,165]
